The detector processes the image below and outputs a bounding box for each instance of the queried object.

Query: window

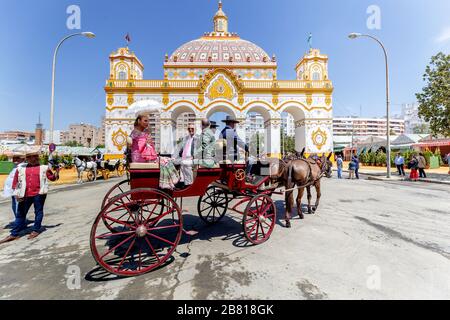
[118,71,127,80]
[312,72,321,80]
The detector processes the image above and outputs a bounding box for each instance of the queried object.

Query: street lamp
[348,32,391,178]
[49,32,96,143]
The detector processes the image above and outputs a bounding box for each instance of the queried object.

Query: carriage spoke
[103,216,135,229]
[144,237,161,263]
[148,224,180,232]
[95,230,135,239]
[146,206,175,225]
[100,234,135,260]
[116,238,136,271]
[205,206,215,219]
[254,222,260,239]
[146,232,175,247]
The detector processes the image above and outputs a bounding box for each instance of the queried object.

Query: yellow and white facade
[104,1,333,159]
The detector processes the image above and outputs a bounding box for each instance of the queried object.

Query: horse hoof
[299,214,305,219]
[285,221,291,228]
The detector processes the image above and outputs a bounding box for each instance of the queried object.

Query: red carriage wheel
[101,179,132,232]
[242,194,276,245]
[101,179,131,210]
[197,186,228,225]
[90,188,183,276]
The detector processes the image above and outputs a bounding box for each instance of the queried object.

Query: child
[348,160,356,179]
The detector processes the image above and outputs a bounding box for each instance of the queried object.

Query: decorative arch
[114,62,130,80]
[170,103,200,121]
[205,101,238,119]
[164,100,201,112]
[199,68,243,95]
[278,101,307,120]
[309,63,325,80]
[243,100,275,112]
[243,104,272,121]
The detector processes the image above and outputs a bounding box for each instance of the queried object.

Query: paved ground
[0,176,449,300]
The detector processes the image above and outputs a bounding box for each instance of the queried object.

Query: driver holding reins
[219,115,249,162]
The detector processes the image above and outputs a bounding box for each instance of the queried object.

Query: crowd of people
[335,152,432,181]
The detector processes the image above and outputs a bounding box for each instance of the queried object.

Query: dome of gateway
[165,1,276,67]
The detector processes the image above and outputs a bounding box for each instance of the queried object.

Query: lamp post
[348,32,391,178]
[49,32,96,143]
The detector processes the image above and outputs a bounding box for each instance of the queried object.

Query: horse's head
[320,153,333,178]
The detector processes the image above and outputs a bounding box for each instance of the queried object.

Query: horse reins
[285,158,328,193]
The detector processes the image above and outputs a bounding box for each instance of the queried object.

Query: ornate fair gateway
[104,2,333,160]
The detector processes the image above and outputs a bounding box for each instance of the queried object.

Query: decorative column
[264,117,281,158]
[294,119,307,153]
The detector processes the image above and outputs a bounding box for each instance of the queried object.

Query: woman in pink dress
[130,115,158,162]
[130,114,179,189]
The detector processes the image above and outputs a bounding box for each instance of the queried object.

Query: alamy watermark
[65,265,81,290]
[366,5,381,30]
[66,5,81,30]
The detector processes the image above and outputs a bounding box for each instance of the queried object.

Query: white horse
[74,157,97,183]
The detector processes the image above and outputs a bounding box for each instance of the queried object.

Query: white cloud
[435,26,450,43]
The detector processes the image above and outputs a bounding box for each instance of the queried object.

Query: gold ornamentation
[306,94,313,106]
[206,75,235,101]
[162,92,169,106]
[127,93,134,105]
[325,94,331,106]
[198,93,205,106]
[112,128,128,152]
[238,93,244,106]
[272,93,279,106]
[107,94,114,106]
[312,128,327,151]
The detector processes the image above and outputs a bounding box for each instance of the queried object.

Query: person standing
[195,119,216,168]
[336,154,343,179]
[348,159,356,179]
[408,155,419,181]
[177,125,197,186]
[352,154,360,179]
[2,153,26,220]
[0,148,58,244]
[394,153,405,176]
[417,152,427,178]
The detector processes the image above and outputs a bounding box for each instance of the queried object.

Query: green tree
[280,130,295,155]
[415,52,450,137]
[412,123,430,134]
[64,141,83,147]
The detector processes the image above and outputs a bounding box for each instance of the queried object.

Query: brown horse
[281,153,333,228]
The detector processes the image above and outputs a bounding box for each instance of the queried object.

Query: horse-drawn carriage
[96,159,126,180]
[90,158,279,276]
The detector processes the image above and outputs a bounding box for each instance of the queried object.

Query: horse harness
[286,158,327,192]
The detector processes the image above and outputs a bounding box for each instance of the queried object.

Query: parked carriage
[90,158,279,276]
[96,159,126,180]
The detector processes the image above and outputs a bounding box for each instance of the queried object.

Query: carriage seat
[129,162,160,170]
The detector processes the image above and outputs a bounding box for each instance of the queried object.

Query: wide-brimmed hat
[210,121,219,128]
[13,145,41,157]
[221,115,240,124]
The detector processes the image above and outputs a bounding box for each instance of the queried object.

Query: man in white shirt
[2,153,26,220]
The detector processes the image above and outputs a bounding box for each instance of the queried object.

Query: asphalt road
[0,176,449,299]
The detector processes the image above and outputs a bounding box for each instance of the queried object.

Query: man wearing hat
[0,147,58,243]
[209,120,219,136]
[220,115,249,161]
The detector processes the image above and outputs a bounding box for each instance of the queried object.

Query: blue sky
[0,0,449,132]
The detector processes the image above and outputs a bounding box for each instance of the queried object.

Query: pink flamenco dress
[130,129,179,189]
